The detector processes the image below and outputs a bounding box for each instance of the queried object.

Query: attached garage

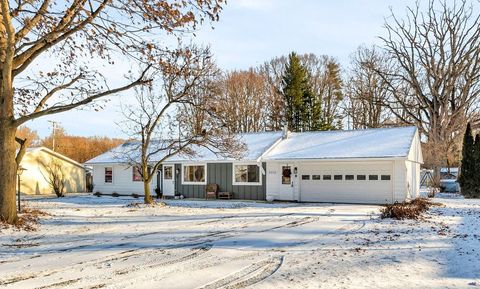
[264,127,423,204]
[298,161,394,203]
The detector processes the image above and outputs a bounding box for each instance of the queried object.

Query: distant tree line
[16,126,124,163]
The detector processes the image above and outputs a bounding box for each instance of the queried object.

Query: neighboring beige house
[19,147,86,195]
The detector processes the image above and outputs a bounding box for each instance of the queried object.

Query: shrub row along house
[85,126,423,204]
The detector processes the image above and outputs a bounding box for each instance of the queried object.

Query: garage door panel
[299,162,393,204]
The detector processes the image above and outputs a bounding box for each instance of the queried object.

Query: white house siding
[393,160,407,202]
[92,164,156,195]
[405,160,421,199]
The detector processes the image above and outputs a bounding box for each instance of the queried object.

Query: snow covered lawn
[1,194,479,289]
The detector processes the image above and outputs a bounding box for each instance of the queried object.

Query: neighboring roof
[262,126,418,160]
[25,147,85,169]
[165,131,283,162]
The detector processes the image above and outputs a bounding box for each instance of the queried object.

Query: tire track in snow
[196,256,284,289]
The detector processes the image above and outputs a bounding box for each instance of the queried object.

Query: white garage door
[299,162,393,204]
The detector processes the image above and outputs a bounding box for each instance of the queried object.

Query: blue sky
[27,0,419,138]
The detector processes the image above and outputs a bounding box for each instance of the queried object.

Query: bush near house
[381,198,441,220]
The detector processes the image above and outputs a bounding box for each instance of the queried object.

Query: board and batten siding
[92,164,156,194]
[174,163,266,200]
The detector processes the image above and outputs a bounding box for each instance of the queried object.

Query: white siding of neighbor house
[92,164,156,195]
[19,148,85,195]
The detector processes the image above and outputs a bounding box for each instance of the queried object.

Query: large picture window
[105,167,113,183]
[183,165,206,184]
[132,166,142,182]
[234,164,260,185]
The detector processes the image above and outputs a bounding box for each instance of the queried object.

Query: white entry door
[162,165,175,197]
[279,165,294,200]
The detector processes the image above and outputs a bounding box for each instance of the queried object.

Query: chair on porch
[205,183,218,199]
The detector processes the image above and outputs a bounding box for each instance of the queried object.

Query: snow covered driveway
[1,195,480,289]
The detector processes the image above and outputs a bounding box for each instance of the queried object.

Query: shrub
[131,193,139,199]
[380,198,441,220]
[112,192,119,197]
[93,192,101,197]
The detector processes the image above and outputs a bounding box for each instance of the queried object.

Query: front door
[162,165,175,196]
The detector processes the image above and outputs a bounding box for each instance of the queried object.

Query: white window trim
[181,163,207,185]
[232,163,262,186]
[104,166,113,184]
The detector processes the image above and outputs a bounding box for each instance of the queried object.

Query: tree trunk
[0,124,18,223]
[143,180,153,204]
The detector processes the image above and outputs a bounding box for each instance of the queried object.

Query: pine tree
[282,52,311,132]
[459,123,475,197]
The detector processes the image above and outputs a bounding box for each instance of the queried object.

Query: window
[369,175,379,180]
[105,167,113,183]
[357,175,366,180]
[334,175,343,180]
[312,175,321,180]
[323,175,332,180]
[234,164,260,185]
[164,166,173,180]
[132,166,142,182]
[282,166,291,184]
[302,175,310,180]
[381,175,391,181]
[345,175,354,180]
[183,165,205,184]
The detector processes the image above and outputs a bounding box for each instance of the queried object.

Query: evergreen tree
[473,134,480,196]
[282,52,311,132]
[459,123,475,197]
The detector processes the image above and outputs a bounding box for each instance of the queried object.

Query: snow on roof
[85,131,283,164]
[164,131,283,162]
[84,140,170,164]
[262,126,417,160]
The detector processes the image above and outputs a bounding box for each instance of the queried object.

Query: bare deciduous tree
[372,0,480,170]
[344,45,395,129]
[216,69,269,133]
[0,0,224,223]
[120,46,243,204]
